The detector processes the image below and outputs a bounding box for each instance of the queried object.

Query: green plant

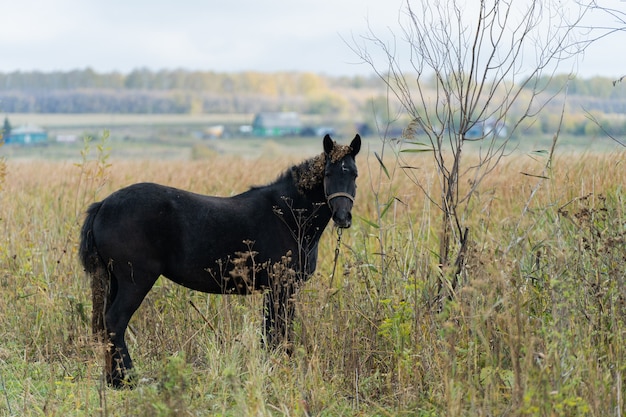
[74,130,112,217]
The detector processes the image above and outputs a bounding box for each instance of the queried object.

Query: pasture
[0,135,624,416]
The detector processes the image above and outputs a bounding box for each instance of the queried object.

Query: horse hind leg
[104,267,158,388]
[90,262,112,345]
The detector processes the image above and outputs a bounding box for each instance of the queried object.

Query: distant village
[0,111,512,146]
[1,112,353,145]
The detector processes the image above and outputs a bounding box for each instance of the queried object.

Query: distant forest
[0,69,384,115]
[1,68,625,136]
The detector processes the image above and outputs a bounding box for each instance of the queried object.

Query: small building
[56,134,79,143]
[300,126,336,137]
[203,125,225,139]
[465,118,507,139]
[5,125,48,145]
[252,112,302,137]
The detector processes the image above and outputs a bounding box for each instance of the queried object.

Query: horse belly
[162,220,285,295]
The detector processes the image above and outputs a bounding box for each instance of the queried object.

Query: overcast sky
[1,0,625,78]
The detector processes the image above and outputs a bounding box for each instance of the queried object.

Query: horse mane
[291,141,354,194]
[253,140,354,195]
[291,153,325,194]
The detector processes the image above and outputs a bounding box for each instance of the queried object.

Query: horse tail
[79,201,108,342]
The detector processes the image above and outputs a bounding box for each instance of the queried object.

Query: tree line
[0,69,381,115]
[0,68,382,94]
[2,68,624,97]
[0,68,624,137]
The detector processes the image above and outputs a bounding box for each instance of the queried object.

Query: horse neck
[292,185,331,230]
[273,177,331,237]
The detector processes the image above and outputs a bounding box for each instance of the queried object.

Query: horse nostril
[333,211,352,228]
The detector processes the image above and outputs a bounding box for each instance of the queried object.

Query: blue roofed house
[252,112,302,137]
[465,118,507,140]
[5,125,48,145]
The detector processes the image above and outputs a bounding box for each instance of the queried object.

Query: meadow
[0,135,624,416]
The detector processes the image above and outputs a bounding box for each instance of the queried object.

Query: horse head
[323,134,361,228]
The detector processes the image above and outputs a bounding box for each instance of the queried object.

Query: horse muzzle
[327,192,354,228]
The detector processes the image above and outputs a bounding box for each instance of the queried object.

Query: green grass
[0,135,624,415]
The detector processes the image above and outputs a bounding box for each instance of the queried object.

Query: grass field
[0,134,624,416]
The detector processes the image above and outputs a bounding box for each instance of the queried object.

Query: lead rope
[329,227,343,288]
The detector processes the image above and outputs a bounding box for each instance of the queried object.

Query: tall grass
[0,140,624,416]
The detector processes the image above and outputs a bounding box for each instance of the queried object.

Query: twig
[188,300,223,346]
[583,108,626,148]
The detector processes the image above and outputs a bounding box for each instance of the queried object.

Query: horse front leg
[263,280,297,353]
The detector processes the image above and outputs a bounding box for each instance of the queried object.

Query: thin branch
[583,108,626,147]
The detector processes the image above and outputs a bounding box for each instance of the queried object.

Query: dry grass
[0,141,624,416]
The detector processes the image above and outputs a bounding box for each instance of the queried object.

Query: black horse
[79,134,361,388]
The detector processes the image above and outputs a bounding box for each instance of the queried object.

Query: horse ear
[350,134,361,156]
[323,134,334,155]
